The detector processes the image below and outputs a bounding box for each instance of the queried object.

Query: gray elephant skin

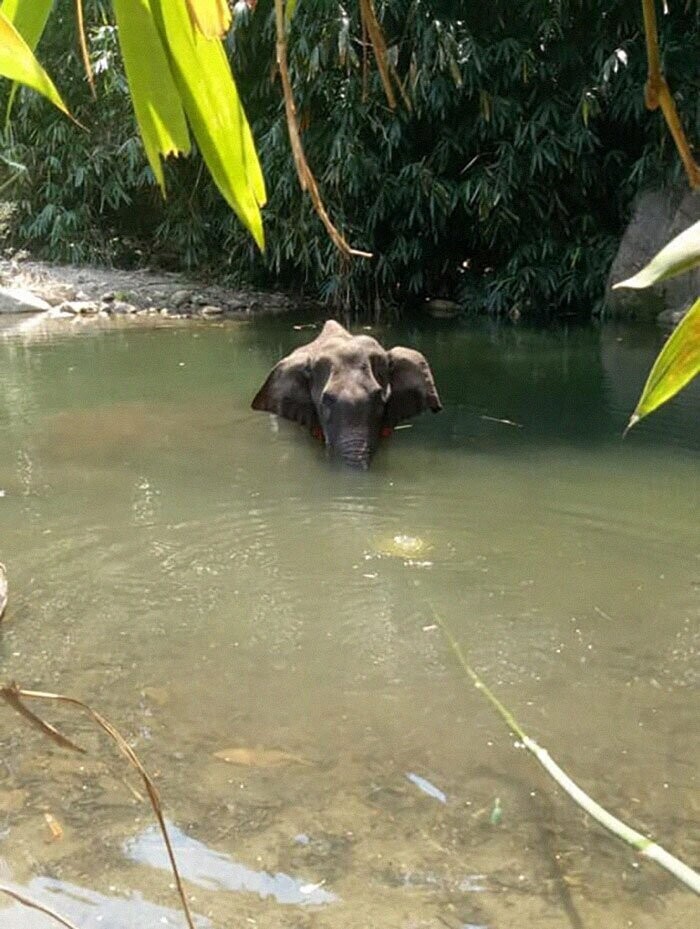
[251,320,442,468]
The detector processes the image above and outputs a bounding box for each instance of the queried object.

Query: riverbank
[0,252,295,325]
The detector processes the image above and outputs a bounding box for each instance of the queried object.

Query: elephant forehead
[316,334,384,365]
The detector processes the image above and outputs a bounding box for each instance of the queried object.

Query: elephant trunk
[332,433,373,470]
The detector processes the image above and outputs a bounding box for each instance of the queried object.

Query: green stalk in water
[431,610,700,895]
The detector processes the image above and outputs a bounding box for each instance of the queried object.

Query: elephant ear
[385,347,442,426]
[251,350,318,428]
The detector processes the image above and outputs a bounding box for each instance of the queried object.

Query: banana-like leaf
[185,0,231,37]
[2,0,55,122]
[112,0,191,192]
[0,9,68,116]
[153,0,266,249]
[0,0,53,45]
[287,0,299,21]
[614,220,700,289]
[626,296,700,432]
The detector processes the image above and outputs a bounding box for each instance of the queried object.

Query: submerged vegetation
[1,1,698,316]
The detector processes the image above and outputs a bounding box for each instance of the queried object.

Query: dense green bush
[1,0,698,316]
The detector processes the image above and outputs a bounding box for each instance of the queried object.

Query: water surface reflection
[0,318,698,929]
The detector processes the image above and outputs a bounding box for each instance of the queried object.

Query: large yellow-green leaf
[626,297,700,432]
[2,0,55,121]
[153,0,266,248]
[113,0,191,192]
[614,220,700,289]
[185,0,231,37]
[0,9,68,115]
[1,0,53,48]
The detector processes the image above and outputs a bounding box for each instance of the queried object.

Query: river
[0,316,698,929]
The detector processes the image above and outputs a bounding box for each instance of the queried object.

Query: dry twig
[274,0,372,259]
[359,0,411,111]
[74,0,96,99]
[0,883,80,929]
[0,562,7,620]
[0,682,197,929]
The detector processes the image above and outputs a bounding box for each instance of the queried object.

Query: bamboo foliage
[0,0,266,247]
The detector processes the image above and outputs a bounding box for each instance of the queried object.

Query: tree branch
[641,0,699,189]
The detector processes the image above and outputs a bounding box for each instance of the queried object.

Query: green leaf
[0,0,53,46]
[0,8,69,116]
[626,297,700,432]
[1,0,55,122]
[112,0,191,192]
[153,0,266,248]
[614,220,700,290]
[286,0,299,22]
[185,0,231,38]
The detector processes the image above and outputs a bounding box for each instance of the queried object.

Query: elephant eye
[370,355,388,384]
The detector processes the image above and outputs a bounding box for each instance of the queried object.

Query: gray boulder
[0,286,52,314]
[606,188,700,319]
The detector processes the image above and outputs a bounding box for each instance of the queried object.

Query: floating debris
[489,797,502,825]
[373,534,432,559]
[43,813,64,842]
[406,772,447,804]
[213,747,311,767]
[480,414,523,428]
[0,563,6,620]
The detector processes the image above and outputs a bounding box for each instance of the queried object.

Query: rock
[225,295,252,310]
[110,300,137,315]
[201,304,224,316]
[41,284,78,306]
[170,289,192,307]
[46,306,76,319]
[656,305,689,329]
[0,286,52,314]
[607,188,700,319]
[58,300,99,315]
[13,249,30,262]
[102,292,115,302]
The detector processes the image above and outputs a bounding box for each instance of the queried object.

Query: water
[0,316,698,929]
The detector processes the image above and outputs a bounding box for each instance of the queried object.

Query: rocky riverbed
[0,252,295,325]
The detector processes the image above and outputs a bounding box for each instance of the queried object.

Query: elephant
[251,320,442,468]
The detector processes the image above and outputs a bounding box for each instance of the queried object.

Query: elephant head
[251,320,442,468]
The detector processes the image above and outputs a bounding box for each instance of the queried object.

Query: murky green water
[0,316,698,929]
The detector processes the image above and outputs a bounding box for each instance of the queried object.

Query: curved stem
[431,609,700,895]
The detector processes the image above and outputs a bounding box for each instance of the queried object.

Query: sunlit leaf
[0,0,53,46]
[153,0,266,248]
[112,0,190,192]
[1,0,55,122]
[185,0,231,38]
[0,9,69,116]
[614,220,700,289]
[626,297,700,432]
[286,0,298,22]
